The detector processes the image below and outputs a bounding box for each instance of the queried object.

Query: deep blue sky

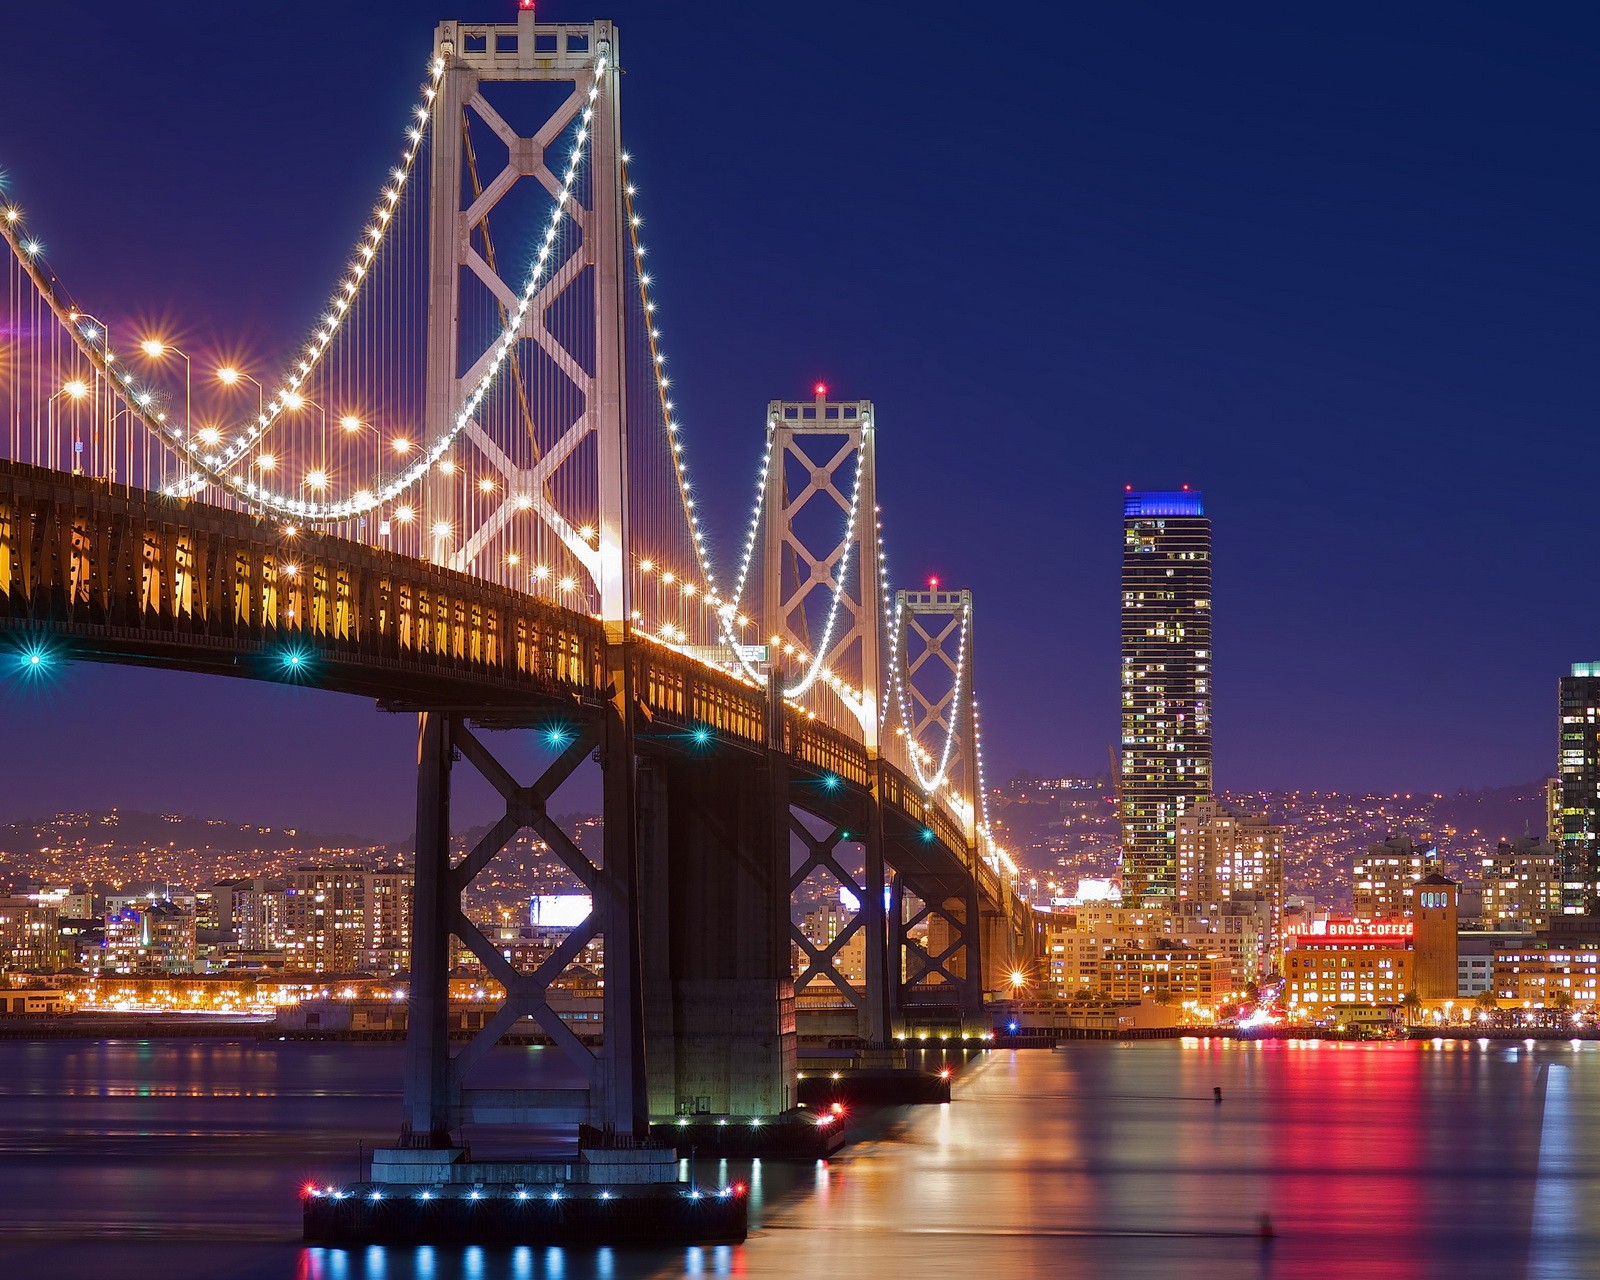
[1,1,1596,838]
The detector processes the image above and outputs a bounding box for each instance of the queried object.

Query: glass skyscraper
[1120,489,1211,904]
[1558,662,1600,914]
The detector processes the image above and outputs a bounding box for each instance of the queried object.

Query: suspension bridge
[0,9,1037,1177]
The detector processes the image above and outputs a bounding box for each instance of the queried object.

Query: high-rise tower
[1120,489,1211,904]
[1558,663,1600,914]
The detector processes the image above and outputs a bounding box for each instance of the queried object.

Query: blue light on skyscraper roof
[1124,490,1205,518]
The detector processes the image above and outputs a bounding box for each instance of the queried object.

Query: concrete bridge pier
[641,750,797,1119]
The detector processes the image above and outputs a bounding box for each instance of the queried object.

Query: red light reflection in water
[1264,1040,1426,1279]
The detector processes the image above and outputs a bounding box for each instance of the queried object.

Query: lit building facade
[101,901,198,975]
[363,868,413,974]
[1175,800,1284,969]
[1042,902,1261,996]
[1285,920,1414,1016]
[1494,945,1600,1006]
[1097,946,1229,1004]
[282,867,369,973]
[1352,836,1432,920]
[1558,664,1600,914]
[1120,489,1211,905]
[796,897,866,987]
[1480,839,1560,933]
[0,897,67,972]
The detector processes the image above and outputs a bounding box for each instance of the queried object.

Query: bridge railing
[0,461,609,700]
[632,642,767,746]
[780,711,872,788]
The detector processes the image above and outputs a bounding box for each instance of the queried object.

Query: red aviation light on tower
[814,381,828,398]
[518,1,536,11]
[928,575,940,591]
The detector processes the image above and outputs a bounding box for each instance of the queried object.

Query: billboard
[529,894,593,928]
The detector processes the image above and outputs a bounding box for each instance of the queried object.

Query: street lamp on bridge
[138,339,191,440]
[215,365,265,422]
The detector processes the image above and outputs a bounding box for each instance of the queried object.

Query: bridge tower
[762,392,893,1044]
[421,12,630,622]
[889,587,987,1022]
[398,10,649,1161]
[761,390,883,749]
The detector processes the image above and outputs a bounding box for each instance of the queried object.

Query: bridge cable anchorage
[163,53,448,499]
[2,49,608,526]
[888,592,972,793]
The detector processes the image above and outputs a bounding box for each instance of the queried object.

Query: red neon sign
[1296,918,1413,946]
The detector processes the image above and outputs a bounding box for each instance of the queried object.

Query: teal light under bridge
[275,643,316,680]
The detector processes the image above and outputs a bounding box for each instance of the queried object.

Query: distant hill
[0,808,385,859]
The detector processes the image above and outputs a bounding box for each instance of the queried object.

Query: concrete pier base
[651,1112,847,1160]
[303,1181,746,1246]
[368,1145,678,1187]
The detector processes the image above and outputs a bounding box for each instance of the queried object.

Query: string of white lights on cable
[6,50,608,526]
[717,426,868,700]
[163,54,448,497]
[621,159,717,610]
[887,592,971,791]
[620,160,868,702]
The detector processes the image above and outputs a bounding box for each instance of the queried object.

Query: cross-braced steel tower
[404,11,645,1147]
[761,391,882,749]
[890,587,984,1017]
[423,13,630,628]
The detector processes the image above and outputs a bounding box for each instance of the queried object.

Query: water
[0,1036,1594,1278]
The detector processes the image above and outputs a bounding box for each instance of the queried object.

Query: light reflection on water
[0,1038,1595,1278]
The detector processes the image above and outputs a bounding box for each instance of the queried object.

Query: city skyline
[1,6,1597,1271]
[0,2,1595,838]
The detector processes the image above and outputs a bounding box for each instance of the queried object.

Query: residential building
[1120,488,1211,905]
[1352,836,1433,920]
[282,867,369,972]
[1558,664,1600,913]
[1042,901,1262,997]
[1480,839,1561,933]
[0,896,67,971]
[1494,945,1600,1007]
[101,900,198,974]
[1458,931,1531,998]
[363,868,413,973]
[1175,800,1285,968]
[232,878,287,952]
[105,883,198,917]
[1097,945,1229,1004]
[797,896,866,987]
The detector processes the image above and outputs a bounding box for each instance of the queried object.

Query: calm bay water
[0,1036,1594,1278]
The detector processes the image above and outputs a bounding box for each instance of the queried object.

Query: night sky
[1,1,1595,839]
